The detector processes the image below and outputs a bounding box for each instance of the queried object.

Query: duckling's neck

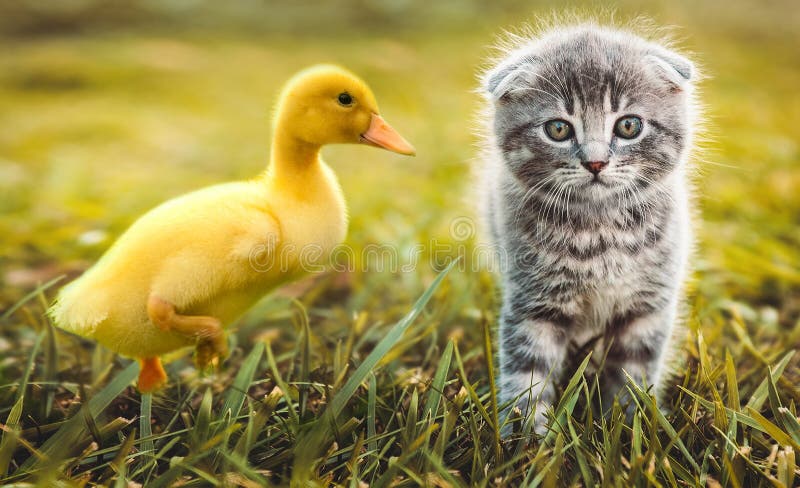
[266,128,323,191]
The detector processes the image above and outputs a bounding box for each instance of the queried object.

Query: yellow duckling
[49,65,415,392]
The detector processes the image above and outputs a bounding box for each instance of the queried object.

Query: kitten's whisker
[632,184,660,240]
[616,181,633,228]
[626,185,650,239]
[513,173,558,225]
[548,184,567,241]
[633,172,677,207]
[535,181,564,241]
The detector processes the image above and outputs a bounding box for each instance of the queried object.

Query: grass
[1,0,799,486]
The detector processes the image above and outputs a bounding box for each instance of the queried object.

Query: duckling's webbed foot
[195,335,229,369]
[138,356,167,392]
[147,295,229,370]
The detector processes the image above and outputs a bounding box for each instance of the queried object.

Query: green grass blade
[109,428,136,486]
[423,339,453,420]
[148,449,216,488]
[193,388,213,450]
[541,353,591,446]
[265,341,299,426]
[529,437,577,488]
[234,387,282,458]
[402,388,419,451]
[292,260,458,484]
[566,416,592,486]
[220,341,264,430]
[289,299,312,420]
[368,373,378,455]
[712,424,774,483]
[725,350,740,411]
[678,386,763,430]
[1,275,64,322]
[453,341,493,427]
[777,446,796,488]
[20,361,139,471]
[218,448,273,487]
[626,374,701,473]
[40,319,58,420]
[777,407,800,445]
[0,395,25,476]
[422,450,466,488]
[745,407,800,450]
[481,317,502,462]
[139,393,154,470]
[766,366,784,415]
[329,259,457,419]
[15,330,44,403]
[745,350,794,412]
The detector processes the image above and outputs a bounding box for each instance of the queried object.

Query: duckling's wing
[229,207,282,269]
[146,200,283,319]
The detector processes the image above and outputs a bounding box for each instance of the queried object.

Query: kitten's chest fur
[493,174,686,332]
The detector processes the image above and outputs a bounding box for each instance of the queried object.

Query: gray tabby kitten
[477,24,698,436]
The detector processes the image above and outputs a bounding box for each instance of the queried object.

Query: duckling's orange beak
[360,114,416,156]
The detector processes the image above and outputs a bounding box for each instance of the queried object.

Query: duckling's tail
[47,278,107,338]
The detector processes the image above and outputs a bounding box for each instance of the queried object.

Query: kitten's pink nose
[581,160,608,175]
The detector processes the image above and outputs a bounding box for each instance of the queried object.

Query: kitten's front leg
[601,308,675,413]
[498,313,569,437]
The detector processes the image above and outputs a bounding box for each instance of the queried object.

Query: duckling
[49,65,415,392]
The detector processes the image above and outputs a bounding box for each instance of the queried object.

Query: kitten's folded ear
[645,49,694,90]
[484,55,539,101]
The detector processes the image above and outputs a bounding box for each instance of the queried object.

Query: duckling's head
[274,65,415,155]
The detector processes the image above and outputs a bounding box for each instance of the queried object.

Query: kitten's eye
[337,92,353,106]
[614,115,643,139]
[544,119,573,142]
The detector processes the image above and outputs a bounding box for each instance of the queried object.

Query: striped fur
[476,23,699,436]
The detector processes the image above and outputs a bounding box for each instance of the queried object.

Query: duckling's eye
[614,115,643,139]
[337,92,353,106]
[544,119,573,142]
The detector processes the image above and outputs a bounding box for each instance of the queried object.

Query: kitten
[477,23,699,436]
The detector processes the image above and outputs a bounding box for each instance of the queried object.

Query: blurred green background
[1,0,799,484]
[1,0,798,352]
